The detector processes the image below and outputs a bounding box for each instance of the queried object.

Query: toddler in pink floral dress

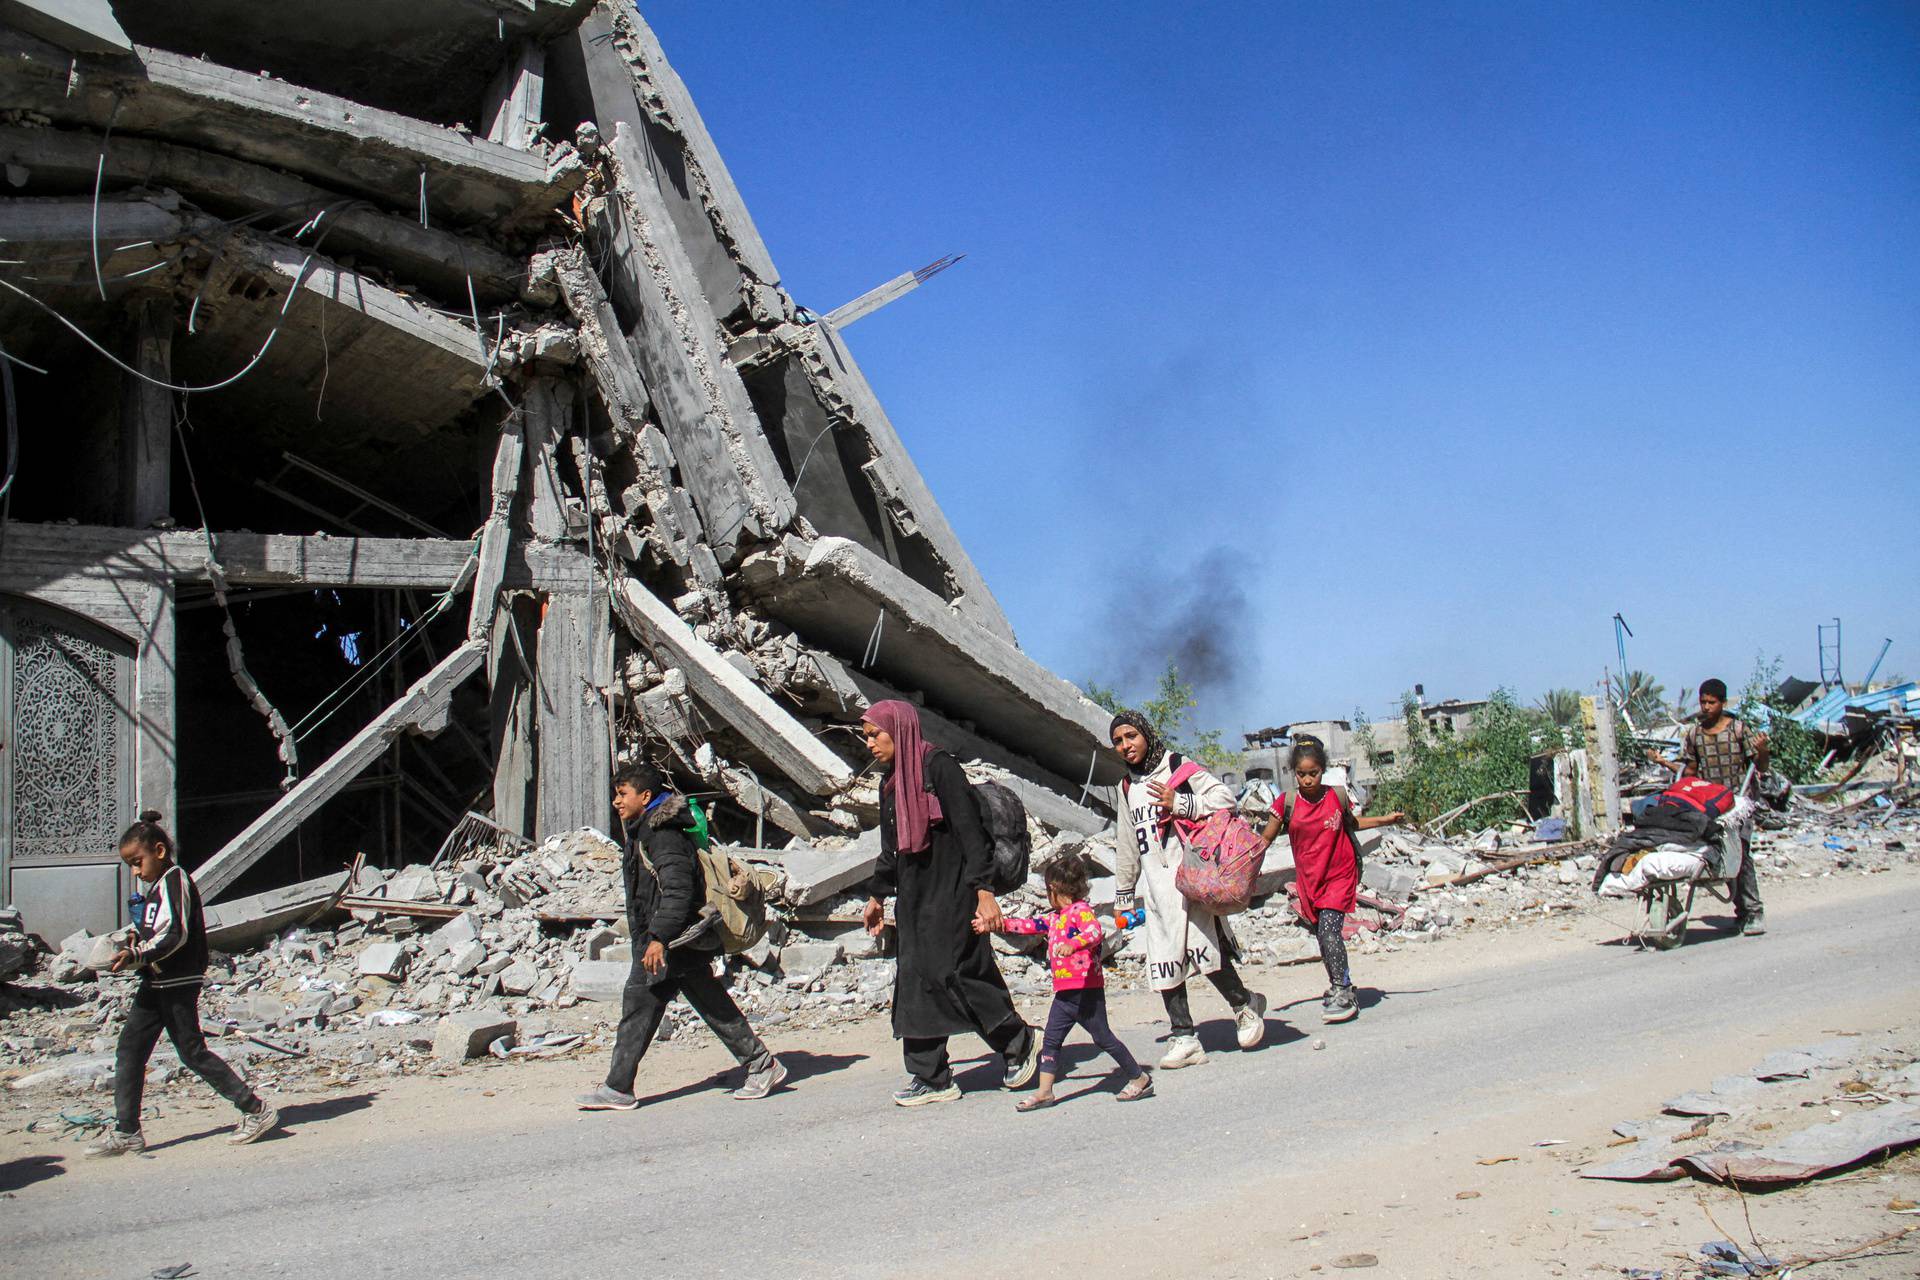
[979,855,1152,1110]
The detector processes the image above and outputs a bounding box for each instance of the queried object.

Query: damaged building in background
[0,0,1123,942]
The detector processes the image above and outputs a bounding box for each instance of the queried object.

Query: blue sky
[639,2,1920,737]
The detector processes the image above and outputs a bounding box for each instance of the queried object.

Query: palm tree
[1536,688,1582,727]
[1618,670,1667,725]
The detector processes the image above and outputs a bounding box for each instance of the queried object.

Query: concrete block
[780,835,880,907]
[568,959,628,1003]
[386,864,439,901]
[499,961,539,995]
[448,941,487,977]
[57,929,93,960]
[432,912,481,949]
[475,952,513,976]
[582,925,620,959]
[357,942,409,980]
[1361,864,1419,898]
[778,940,844,975]
[432,1007,517,1062]
[599,943,631,963]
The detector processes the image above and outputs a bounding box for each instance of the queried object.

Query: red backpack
[1661,777,1736,816]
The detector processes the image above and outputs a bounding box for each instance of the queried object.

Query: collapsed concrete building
[0,0,1123,942]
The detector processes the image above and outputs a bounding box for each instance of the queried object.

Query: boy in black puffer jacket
[576,765,785,1110]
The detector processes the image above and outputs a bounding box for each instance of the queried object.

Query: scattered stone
[432,1007,518,1062]
[357,942,409,981]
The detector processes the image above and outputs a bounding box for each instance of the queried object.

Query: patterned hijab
[1108,708,1167,778]
[864,699,943,853]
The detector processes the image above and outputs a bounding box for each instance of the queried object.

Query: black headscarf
[1108,709,1167,777]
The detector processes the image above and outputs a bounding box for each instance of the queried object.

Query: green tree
[1081,678,1124,714]
[1364,688,1566,827]
[1618,670,1668,725]
[1086,660,1238,771]
[1737,654,1823,783]
[1536,688,1583,728]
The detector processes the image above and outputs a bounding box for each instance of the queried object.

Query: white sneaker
[228,1100,280,1145]
[1235,992,1269,1049]
[1158,1035,1207,1070]
[85,1128,144,1157]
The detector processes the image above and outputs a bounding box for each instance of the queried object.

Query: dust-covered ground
[3,863,1917,1280]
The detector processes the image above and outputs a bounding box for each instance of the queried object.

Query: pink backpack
[1126,758,1266,915]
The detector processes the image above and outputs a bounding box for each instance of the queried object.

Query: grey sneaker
[732,1056,787,1100]
[1235,991,1269,1048]
[893,1078,962,1107]
[576,1084,640,1111]
[228,1100,280,1145]
[1323,985,1358,1023]
[85,1128,144,1157]
[1002,1030,1042,1089]
[1740,912,1767,937]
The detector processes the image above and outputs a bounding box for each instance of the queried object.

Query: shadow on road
[0,1153,66,1193]
[774,1050,867,1086]
[1594,911,1749,951]
[144,1090,379,1151]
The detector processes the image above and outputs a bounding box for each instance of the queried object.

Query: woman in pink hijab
[861,700,1038,1106]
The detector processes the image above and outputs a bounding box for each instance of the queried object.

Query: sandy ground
[3,864,1917,1279]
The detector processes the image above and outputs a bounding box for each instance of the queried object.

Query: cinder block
[357,942,409,980]
[432,1007,517,1061]
[569,959,628,1003]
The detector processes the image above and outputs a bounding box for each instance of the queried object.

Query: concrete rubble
[4,799,1913,1115]
[0,0,1118,947]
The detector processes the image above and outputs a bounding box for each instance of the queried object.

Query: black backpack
[922,758,1031,895]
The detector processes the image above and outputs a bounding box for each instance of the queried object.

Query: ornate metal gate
[0,596,134,940]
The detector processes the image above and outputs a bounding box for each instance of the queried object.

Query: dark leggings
[1316,909,1352,989]
[115,981,258,1133]
[1160,948,1252,1036]
[1039,987,1142,1078]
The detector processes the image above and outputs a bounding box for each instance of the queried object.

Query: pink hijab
[864,699,943,853]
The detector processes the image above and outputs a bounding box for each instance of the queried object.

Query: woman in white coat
[1111,710,1268,1068]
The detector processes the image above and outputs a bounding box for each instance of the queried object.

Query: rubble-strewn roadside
[4,799,1914,1133]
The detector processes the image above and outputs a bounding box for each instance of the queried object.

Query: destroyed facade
[0,0,1124,943]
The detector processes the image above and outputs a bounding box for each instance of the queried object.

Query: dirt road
[5,868,1918,1279]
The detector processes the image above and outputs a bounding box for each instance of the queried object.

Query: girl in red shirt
[1256,740,1406,1023]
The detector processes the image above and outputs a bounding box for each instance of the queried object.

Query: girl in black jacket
[88,812,278,1156]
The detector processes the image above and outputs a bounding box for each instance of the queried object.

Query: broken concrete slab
[739,536,1120,788]
[432,1007,518,1063]
[0,27,584,230]
[0,126,530,304]
[613,578,854,797]
[356,942,408,981]
[202,866,382,952]
[779,831,882,908]
[195,641,486,899]
[778,941,844,975]
[568,959,628,1003]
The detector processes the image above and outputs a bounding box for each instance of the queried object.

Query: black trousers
[1161,948,1252,1036]
[903,1016,1031,1089]
[115,981,258,1133]
[1039,987,1142,1078]
[1732,829,1764,919]
[605,951,771,1093]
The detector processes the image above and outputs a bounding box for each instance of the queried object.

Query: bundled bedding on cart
[1592,779,1753,898]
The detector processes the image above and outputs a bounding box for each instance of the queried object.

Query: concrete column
[534,590,610,836]
[133,579,176,826]
[489,595,538,837]
[118,293,173,528]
